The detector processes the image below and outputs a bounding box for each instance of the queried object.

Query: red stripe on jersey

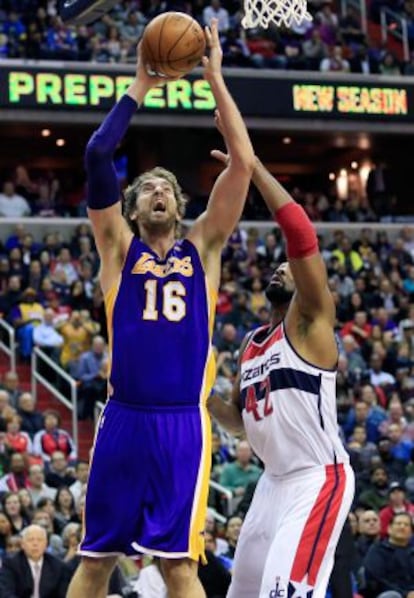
[290,464,346,586]
[242,325,284,362]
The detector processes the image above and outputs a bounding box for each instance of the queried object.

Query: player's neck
[140,230,176,260]
[270,305,288,328]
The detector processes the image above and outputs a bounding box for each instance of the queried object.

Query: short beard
[265,283,294,306]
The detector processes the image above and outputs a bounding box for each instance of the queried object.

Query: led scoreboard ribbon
[1,65,412,120]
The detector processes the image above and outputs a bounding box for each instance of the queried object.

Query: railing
[31,347,78,455]
[380,7,410,62]
[208,480,235,518]
[0,318,16,373]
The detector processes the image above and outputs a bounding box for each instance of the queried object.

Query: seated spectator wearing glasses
[363,512,414,598]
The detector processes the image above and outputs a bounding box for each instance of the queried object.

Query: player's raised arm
[85,44,172,292]
[251,158,334,324]
[188,19,255,256]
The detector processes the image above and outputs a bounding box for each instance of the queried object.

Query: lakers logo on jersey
[131,252,194,278]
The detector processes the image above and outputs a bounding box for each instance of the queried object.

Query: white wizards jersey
[240,322,349,477]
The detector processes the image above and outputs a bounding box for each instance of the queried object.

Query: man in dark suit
[0,524,70,597]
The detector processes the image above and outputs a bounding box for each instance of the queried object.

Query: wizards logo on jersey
[131,252,194,278]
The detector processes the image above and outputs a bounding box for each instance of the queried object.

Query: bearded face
[265,263,295,306]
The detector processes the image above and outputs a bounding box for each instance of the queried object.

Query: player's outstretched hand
[202,19,223,82]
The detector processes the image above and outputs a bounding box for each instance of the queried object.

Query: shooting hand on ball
[202,18,223,82]
[128,41,179,104]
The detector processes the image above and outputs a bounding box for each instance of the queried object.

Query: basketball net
[241,0,312,29]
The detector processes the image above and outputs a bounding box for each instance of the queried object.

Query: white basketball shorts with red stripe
[227,462,355,598]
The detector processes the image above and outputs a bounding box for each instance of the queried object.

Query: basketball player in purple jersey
[209,134,355,597]
[67,21,254,598]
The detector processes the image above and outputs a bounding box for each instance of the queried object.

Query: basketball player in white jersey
[209,143,355,598]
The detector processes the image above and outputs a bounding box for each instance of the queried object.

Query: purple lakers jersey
[104,237,216,407]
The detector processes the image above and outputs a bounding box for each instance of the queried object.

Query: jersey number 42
[245,378,273,421]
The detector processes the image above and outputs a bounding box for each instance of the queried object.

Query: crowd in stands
[0,217,413,594]
[0,0,413,75]
[0,159,402,222]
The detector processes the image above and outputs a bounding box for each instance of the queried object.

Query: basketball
[141,12,206,78]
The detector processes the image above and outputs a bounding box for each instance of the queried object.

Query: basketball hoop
[241,0,312,29]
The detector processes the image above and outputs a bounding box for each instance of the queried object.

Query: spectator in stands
[51,247,79,286]
[0,524,70,597]
[69,461,89,508]
[358,466,390,511]
[347,424,379,476]
[0,181,31,217]
[0,370,21,408]
[379,51,402,75]
[66,280,92,312]
[18,488,35,521]
[62,522,81,562]
[4,414,33,455]
[33,411,77,463]
[354,509,381,570]
[222,516,243,564]
[366,161,396,218]
[118,10,146,42]
[10,287,44,360]
[363,512,414,598]
[2,491,30,534]
[33,307,64,359]
[44,451,76,490]
[341,334,368,374]
[74,335,108,420]
[54,486,80,532]
[17,392,44,438]
[203,0,230,33]
[0,453,29,494]
[219,440,262,499]
[198,534,232,597]
[320,44,350,72]
[58,310,98,370]
[27,464,56,507]
[388,422,414,464]
[31,507,65,559]
[379,481,414,538]
[369,352,396,388]
[132,557,167,597]
[245,28,285,69]
[302,29,326,70]
[25,260,43,293]
[0,511,12,561]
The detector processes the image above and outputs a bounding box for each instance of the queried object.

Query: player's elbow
[84,130,113,168]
